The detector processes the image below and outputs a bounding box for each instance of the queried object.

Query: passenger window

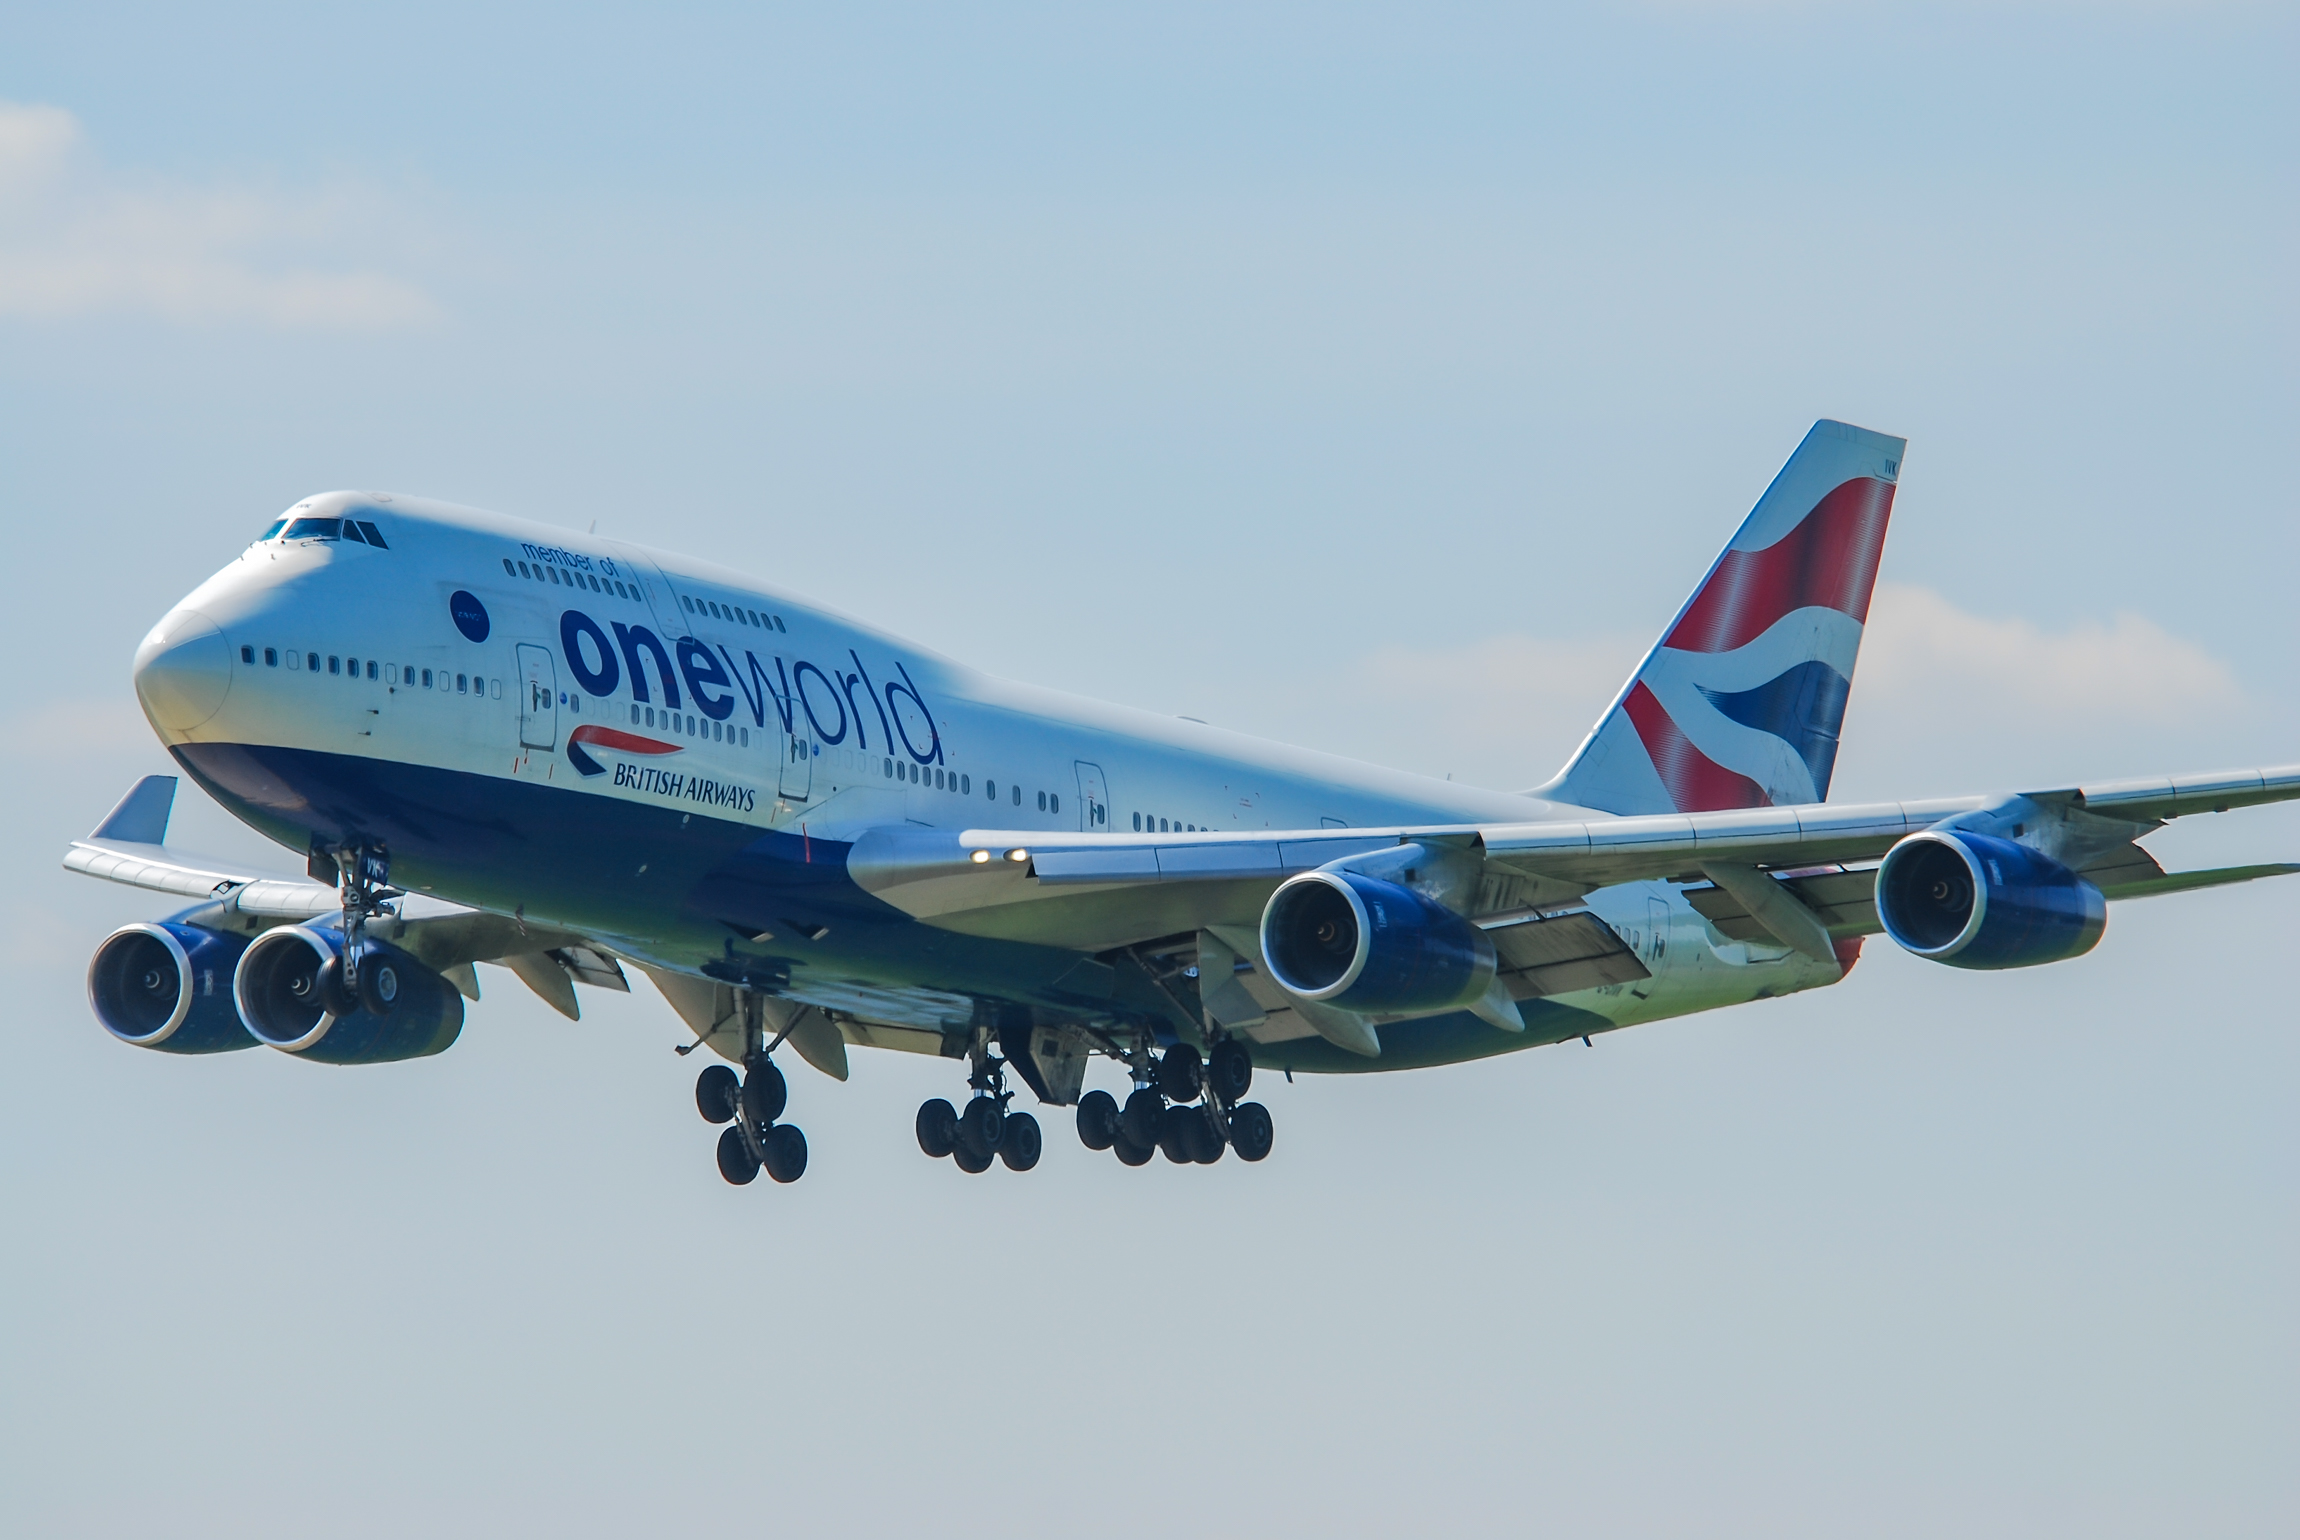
[1012,785,1021,806]
[1037,790,1046,811]
[1050,794,1059,814]
[307,653,319,672]
[366,660,378,680]
[384,664,395,683]
[884,758,894,777]
[264,648,278,667]
[491,679,502,700]
[421,668,432,687]
[986,781,996,799]
[774,617,786,632]
[501,558,515,574]
[739,728,748,747]
[328,656,341,675]
[1133,812,1142,831]
[517,562,531,579]
[961,775,970,794]
[288,651,300,670]
[681,595,695,612]
[457,673,467,693]
[240,645,254,664]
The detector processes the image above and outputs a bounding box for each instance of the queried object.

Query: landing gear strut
[1085,1032,1274,1168]
[322,842,401,1017]
[916,1027,1041,1174]
[697,992,808,1186]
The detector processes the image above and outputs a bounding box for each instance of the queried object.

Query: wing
[852,763,2300,954]
[63,775,631,1017]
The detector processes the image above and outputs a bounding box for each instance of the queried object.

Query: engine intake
[87,921,258,1053]
[1260,870,1496,1014]
[233,925,464,1064]
[1875,831,2106,970]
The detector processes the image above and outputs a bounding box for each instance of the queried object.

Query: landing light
[1006,848,1030,863]
[969,849,990,864]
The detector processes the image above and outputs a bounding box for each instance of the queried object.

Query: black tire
[1208,1038,1253,1103]
[315,954,359,1019]
[958,1097,1004,1158]
[1158,1044,1204,1104]
[953,1141,993,1173]
[1112,1129,1153,1167]
[696,1063,741,1124]
[1230,1101,1274,1162]
[358,953,400,1017]
[999,1112,1043,1172]
[1157,1106,1195,1164]
[915,1097,959,1158]
[1076,1090,1119,1150]
[741,1059,787,1125]
[716,1125,760,1184]
[1188,1111,1225,1164]
[1120,1087,1164,1150]
[763,1123,808,1183]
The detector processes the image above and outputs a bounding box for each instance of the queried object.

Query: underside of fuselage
[170,739,1616,1073]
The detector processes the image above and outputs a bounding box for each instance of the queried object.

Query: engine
[1875,831,2107,970]
[1259,870,1496,1015]
[87,921,258,1053]
[233,924,465,1064]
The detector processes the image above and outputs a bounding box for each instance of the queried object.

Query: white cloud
[1336,583,2246,794]
[0,101,436,328]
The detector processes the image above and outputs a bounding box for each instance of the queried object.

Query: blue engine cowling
[233,924,464,1064]
[1259,870,1496,1013]
[1875,831,2107,970]
[87,921,259,1053]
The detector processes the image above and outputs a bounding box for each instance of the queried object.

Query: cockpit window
[284,517,342,540]
[259,519,287,542]
[355,520,388,548]
[341,521,369,545]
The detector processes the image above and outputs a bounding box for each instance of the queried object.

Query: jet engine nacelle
[88,921,259,1053]
[1259,870,1496,1014]
[1875,831,2106,970]
[233,924,464,1064]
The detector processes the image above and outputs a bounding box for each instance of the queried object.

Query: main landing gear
[1075,1035,1273,1168]
[695,996,808,1186]
[916,1028,1042,1175]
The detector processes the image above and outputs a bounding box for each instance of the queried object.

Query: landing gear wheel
[1189,1112,1225,1165]
[958,1097,1004,1159]
[1120,1088,1164,1150]
[1157,1107,1195,1165]
[916,1098,959,1158]
[358,953,400,1017]
[715,1125,760,1184]
[696,1064,741,1124]
[998,1112,1043,1171]
[1208,1038,1253,1102]
[1076,1090,1119,1151]
[763,1123,808,1183]
[953,1141,993,1174]
[741,1059,788,1126]
[1157,1044,1204,1103]
[316,955,359,1019]
[1112,1129,1154,1167]
[1230,1101,1274,1162]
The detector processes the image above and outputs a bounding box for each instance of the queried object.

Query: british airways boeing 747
[70,421,2300,1183]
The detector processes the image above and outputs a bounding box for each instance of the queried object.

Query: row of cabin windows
[630,702,753,748]
[240,644,498,698]
[683,593,787,632]
[1134,813,1203,832]
[503,558,634,601]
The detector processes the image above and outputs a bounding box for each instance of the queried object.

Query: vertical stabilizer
[1538,420,1903,815]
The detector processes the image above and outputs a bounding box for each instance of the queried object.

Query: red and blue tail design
[1538,419,1902,815]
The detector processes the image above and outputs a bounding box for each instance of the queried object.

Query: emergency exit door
[1074,762,1109,832]
[517,644,557,750]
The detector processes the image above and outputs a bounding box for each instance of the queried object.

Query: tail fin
[1538,419,1904,814]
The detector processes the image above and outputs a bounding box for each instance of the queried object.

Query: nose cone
[134,609,233,732]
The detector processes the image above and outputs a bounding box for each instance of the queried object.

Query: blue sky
[3,6,2295,1536]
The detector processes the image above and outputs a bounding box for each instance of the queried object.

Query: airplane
[71,419,2300,1185]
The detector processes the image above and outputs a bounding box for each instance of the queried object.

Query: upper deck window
[284,517,341,540]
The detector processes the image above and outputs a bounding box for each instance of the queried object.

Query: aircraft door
[517,644,558,750]
[779,726,813,801]
[1643,896,1673,974]
[1073,762,1109,833]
